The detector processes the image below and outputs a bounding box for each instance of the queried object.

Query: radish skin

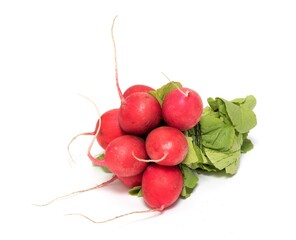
[145,126,188,166]
[118,92,162,135]
[162,87,203,131]
[142,164,183,209]
[117,173,143,188]
[97,108,126,149]
[123,84,154,98]
[89,135,148,177]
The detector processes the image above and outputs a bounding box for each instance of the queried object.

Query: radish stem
[161,72,189,97]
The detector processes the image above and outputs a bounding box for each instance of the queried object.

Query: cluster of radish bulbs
[37,17,204,223]
[87,80,203,212]
[77,17,204,215]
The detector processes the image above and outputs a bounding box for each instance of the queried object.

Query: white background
[0,0,295,239]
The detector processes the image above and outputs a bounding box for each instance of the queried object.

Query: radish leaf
[149,81,182,105]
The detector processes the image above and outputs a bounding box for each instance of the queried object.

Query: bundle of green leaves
[180,94,257,197]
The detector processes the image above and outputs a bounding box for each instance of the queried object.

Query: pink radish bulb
[142,164,183,209]
[123,85,154,98]
[97,108,126,149]
[90,135,148,177]
[162,87,203,131]
[118,92,162,135]
[145,126,188,166]
[117,172,143,188]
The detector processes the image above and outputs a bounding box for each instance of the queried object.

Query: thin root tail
[33,175,117,207]
[132,151,168,163]
[65,205,164,224]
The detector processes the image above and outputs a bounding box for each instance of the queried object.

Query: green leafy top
[128,186,142,197]
[179,164,199,198]
[184,95,257,175]
[149,81,182,105]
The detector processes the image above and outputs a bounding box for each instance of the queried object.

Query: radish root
[161,72,189,97]
[111,15,124,102]
[67,94,101,165]
[65,205,164,224]
[67,120,99,163]
[132,151,168,163]
[33,175,117,207]
[87,120,104,166]
[66,94,104,166]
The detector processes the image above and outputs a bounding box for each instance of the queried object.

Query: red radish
[162,87,203,131]
[123,84,154,98]
[117,172,143,188]
[97,108,126,149]
[118,92,162,135]
[143,126,188,166]
[111,17,162,135]
[89,135,148,177]
[142,164,183,209]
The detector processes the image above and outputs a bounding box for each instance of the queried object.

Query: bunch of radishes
[79,17,204,216]
[86,79,203,212]
[35,17,257,224]
[37,17,203,222]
